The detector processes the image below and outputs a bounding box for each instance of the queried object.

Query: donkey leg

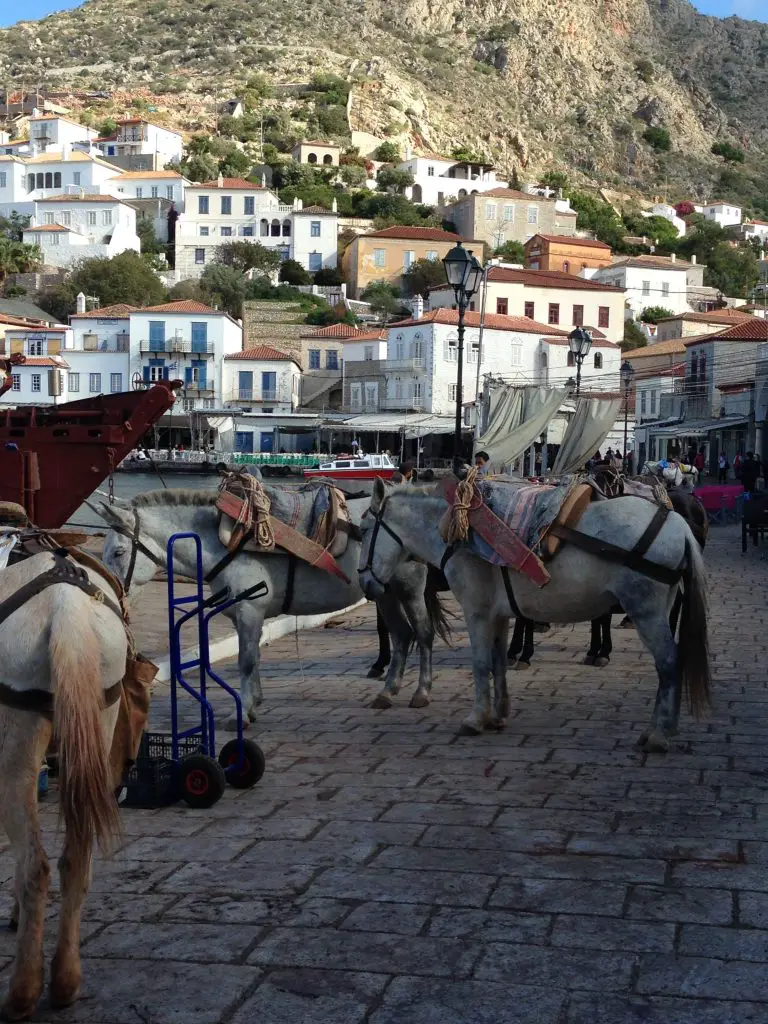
[402,588,434,709]
[632,615,680,753]
[491,621,510,726]
[507,617,525,664]
[459,617,494,736]
[370,594,410,708]
[228,605,265,729]
[0,711,51,1022]
[594,614,613,667]
[367,606,391,679]
[49,836,91,1008]
[584,619,601,665]
[514,619,535,670]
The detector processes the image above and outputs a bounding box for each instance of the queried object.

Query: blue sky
[0,0,766,26]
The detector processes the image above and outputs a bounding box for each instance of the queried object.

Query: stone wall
[243,301,306,357]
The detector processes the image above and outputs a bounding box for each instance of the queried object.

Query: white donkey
[0,550,126,1021]
[358,478,711,751]
[97,489,447,720]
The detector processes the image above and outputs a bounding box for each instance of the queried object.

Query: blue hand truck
[123,531,268,809]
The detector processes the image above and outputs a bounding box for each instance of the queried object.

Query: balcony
[380,397,425,411]
[381,357,426,372]
[181,386,215,398]
[226,389,280,403]
[139,339,215,356]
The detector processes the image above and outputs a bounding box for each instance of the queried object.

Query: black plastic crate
[120,732,204,808]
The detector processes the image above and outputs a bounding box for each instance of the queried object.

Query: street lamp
[442,242,484,473]
[568,327,593,396]
[620,359,635,462]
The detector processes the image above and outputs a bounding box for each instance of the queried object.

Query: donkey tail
[51,588,120,854]
[425,565,453,647]
[678,533,711,718]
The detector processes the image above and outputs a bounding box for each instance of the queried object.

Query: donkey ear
[371,475,388,510]
[93,488,131,509]
[86,499,133,529]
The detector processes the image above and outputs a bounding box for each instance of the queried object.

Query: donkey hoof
[533,622,551,634]
[507,656,518,667]
[457,719,484,736]
[370,693,394,710]
[513,660,530,671]
[583,654,596,665]
[409,690,429,709]
[594,656,610,668]
[638,729,670,753]
[49,967,81,1011]
[1,997,38,1022]
[487,717,507,732]
[366,665,386,679]
[619,617,634,629]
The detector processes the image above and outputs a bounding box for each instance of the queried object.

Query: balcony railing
[181,386,214,397]
[381,357,426,372]
[227,389,280,403]
[139,339,215,355]
[381,397,425,411]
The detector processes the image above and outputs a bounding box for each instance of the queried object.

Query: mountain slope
[1,0,767,204]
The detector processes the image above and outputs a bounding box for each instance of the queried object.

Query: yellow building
[342,225,471,298]
[524,234,613,275]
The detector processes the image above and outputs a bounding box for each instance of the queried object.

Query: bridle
[111,509,166,593]
[357,499,404,589]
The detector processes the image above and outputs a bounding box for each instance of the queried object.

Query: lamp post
[620,358,634,461]
[442,242,484,473]
[568,327,593,396]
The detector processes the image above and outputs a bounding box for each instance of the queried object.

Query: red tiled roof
[196,178,263,190]
[17,356,70,367]
[0,313,48,327]
[470,187,535,200]
[683,319,768,344]
[4,326,67,334]
[24,224,72,232]
[526,235,612,250]
[300,323,367,339]
[35,193,127,204]
[657,309,755,325]
[341,329,387,343]
[391,307,568,335]
[294,205,335,215]
[543,332,619,349]
[70,303,137,319]
[608,255,698,270]
[745,219,768,227]
[365,226,461,242]
[225,346,298,361]
[625,339,687,359]
[135,300,225,315]
[484,267,624,292]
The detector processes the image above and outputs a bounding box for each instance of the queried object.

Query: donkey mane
[131,489,218,508]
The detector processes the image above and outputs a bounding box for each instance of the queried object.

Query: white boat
[303,452,397,481]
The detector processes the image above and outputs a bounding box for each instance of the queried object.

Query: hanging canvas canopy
[551,396,623,476]
[474,385,568,471]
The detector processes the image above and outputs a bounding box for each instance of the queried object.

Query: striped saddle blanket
[467,478,564,565]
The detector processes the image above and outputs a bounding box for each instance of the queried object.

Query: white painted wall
[23,197,140,268]
[702,203,741,228]
[342,338,387,363]
[108,172,188,210]
[592,264,691,318]
[398,155,499,206]
[222,357,300,410]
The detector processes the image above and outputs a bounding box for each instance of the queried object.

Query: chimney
[642,235,647,245]
[760,249,765,261]
[261,173,266,187]
[297,199,303,210]
[670,252,676,263]
[691,254,697,265]
[76,291,87,314]
[332,197,337,213]
[217,172,223,188]
[411,295,424,319]
[293,196,299,211]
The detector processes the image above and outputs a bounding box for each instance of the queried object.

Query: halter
[357,498,404,589]
[111,510,165,593]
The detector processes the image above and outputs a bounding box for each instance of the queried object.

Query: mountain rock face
[1,0,766,196]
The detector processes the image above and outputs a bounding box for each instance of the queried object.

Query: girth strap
[631,505,670,559]
[0,679,122,720]
[549,520,684,587]
[500,566,522,617]
[282,555,297,615]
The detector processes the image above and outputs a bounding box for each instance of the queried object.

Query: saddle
[215,470,354,583]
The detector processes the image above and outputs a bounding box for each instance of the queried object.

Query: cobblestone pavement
[5,523,768,1023]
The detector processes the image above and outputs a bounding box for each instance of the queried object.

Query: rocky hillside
[1,0,767,204]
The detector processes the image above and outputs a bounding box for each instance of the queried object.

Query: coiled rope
[440,466,479,545]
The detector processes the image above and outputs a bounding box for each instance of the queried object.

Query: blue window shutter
[185,367,193,384]
[143,366,150,383]
[163,367,170,380]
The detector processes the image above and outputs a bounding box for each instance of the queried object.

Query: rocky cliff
[1,0,767,202]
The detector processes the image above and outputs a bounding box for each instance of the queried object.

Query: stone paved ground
[4,523,768,1023]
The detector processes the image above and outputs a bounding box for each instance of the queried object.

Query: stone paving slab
[12,523,768,1022]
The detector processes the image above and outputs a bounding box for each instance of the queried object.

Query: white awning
[329,413,455,437]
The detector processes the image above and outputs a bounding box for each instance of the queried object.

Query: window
[563,261,570,274]
[662,282,670,297]
[135,187,143,198]
[242,226,254,236]
[89,373,101,393]
[572,305,584,326]
[102,210,112,226]
[373,249,386,268]
[221,196,232,215]
[31,374,41,393]
[53,172,61,188]
[427,166,435,177]
[594,352,603,369]
[524,301,535,319]
[395,336,404,359]
[11,374,19,392]
[309,252,322,272]
[282,220,291,237]
[509,345,521,366]
[27,340,45,356]
[44,172,52,189]
[640,390,647,415]
[364,345,374,361]
[527,207,538,224]
[567,352,575,367]
[166,186,175,200]
[198,196,209,215]
[403,250,415,270]
[598,306,610,328]
[326,350,339,370]
[200,226,209,236]
[50,232,60,246]
[650,389,657,414]
[449,384,458,402]
[309,349,320,369]
[496,298,508,315]
[271,219,280,237]
[0,172,5,189]
[43,212,54,225]
[151,186,158,198]
[394,377,404,400]
[642,280,651,296]
[445,335,458,362]
[87,211,97,227]
[540,351,548,369]
[260,219,269,237]
[426,250,438,261]
[699,353,707,383]
[690,354,698,382]
[310,220,321,237]
[110,373,122,393]
[503,204,514,221]
[220,226,232,237]
[195,248,205,264]
[68,372,79,393]
[60,212,71,227]
[73,173,81,185]
[548,303,560,325]
[244,196,255,215]
[485,202,497,220]
[413,381,422,400]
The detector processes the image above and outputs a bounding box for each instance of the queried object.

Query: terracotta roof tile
[392,307,568,335]
[24,224,72,232]
[294,204,336,215]
[527,234,612,250]
[15,356,70,367]
[625,339,687,358]
[684,319,768,343]
[35,193,127,204]
[484,267,624,292]
[608,255,698,270]
[108,170,184,180]
[70,303,137,319]
[300,323,367,338]
[365,226,461,242]
[225,346,298,361]
[136,300,225,315]
[657,308,755,324]
[341,329,387,343]
[196,178,263,190]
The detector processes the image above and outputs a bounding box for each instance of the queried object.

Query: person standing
[741,452,760,493]
[734,452,743,480]
[694,448,706,477]
[718,452,728,484]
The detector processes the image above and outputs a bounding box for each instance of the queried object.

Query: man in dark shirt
[741,451,761,493]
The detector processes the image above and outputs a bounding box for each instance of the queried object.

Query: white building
[175,177,338,279]
[590,255,698,318]
[291,141,341,167]
[23,194,140,269]
[341,328,387,364]
[701,201,742,228]
[129,299,243,411]
[107,170,188,210]
[429,266,627,345]
[26,115,98,154]
[397,151,500,206]
[739,220,768,244]
[65,301,133,398]
[95,119,184,170]
[0,150,122,217]
[223,345,301,412]
[641,203,686,238]
[0,323,72,406]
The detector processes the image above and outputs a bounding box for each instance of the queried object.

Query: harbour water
[70,471,218,531]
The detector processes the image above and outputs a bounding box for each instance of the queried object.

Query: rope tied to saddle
[439,466,479,545]
[218,470,274,551]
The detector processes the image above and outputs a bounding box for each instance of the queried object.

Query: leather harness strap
[0,555,123,628]
[500,566,522,617]
[282,555,296,615]
[0,679,122,719]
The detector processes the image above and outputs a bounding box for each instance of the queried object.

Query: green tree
[643,127,671,152]
[39,250,167,316]
[0,238,41,282]
[621,319,648,351]
[402,257,447,299]
[313,267,342,285]
[169,279,206,303]
[567,191,626,249]
[213,240,280,276]
[136,218,165,256]
[219,148,251,178]
[639,306,675,324]
[623,212,679,251]
[376,167,415,194]
[199,263,247,318]
[97,117,117,139]
[711,141,745,164]
[706,242,759,298]
[492,240,526,263]
[339,163,368,187]
[279,259,311,285]
[373,142,401,163]
[0,213,30,242]
[304,305,356,326]
[541,170,569,191]
[360,280,406,317]
[452,145,482,163]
